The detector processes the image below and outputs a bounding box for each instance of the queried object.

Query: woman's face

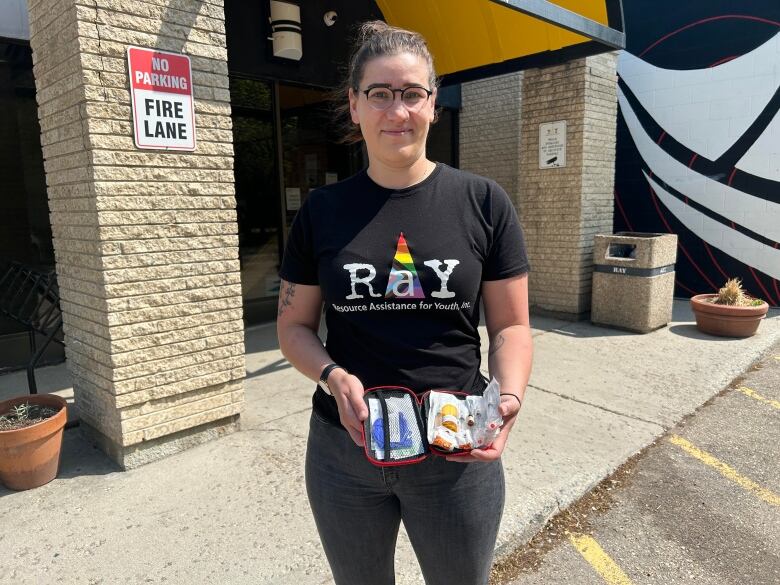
[349,52,436,168]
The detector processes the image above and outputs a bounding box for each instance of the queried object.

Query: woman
[276,21,533,585]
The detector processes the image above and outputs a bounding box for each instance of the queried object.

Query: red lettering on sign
[128,48,191,96]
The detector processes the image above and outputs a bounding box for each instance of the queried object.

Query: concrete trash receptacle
[591,232,678,333]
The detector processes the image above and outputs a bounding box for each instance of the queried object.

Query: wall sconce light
[269,1,302,61]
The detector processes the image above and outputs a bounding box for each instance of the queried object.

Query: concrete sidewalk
[2,300,779,584]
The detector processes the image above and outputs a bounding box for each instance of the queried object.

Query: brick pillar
[27,0,244,468]
[519,53,618,317]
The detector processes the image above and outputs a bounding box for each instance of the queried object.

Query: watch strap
[318,363,345,395]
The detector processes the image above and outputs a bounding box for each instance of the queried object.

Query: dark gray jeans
[305,411,505,585]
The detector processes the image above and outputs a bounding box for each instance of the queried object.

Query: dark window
[0,41,51,268]
[0,41,62,370]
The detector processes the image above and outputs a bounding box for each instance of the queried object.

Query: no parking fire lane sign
[127,47,196,151]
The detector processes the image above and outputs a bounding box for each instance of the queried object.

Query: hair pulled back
[334,21,439,144]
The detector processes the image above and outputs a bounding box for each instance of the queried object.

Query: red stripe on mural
[703,242,730,281]
[709,55,738,67]
[649,185,719,290]
[640,15,780,57]
[748,266,777,306]
[675,279,700,296]
[614,189,634,232]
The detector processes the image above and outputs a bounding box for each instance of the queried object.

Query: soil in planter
[705,297,765,307]
[0,403,60,431]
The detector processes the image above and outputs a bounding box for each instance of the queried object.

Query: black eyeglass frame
[359,86,434,108]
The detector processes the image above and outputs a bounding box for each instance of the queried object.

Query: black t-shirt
[279,163,530,425]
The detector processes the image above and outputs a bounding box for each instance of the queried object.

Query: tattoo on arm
[278,282,296,317]
[488,333,505,356]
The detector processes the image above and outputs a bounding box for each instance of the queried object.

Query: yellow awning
[375,0,624,83]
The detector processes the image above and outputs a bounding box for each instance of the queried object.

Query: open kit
[361,378,503,466]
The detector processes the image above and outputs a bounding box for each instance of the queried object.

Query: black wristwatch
[318,363,345,396]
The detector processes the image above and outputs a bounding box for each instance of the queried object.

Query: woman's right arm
[276,279,368,445]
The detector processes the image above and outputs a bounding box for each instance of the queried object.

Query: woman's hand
[328,368,369,446]
[445,393,522,463]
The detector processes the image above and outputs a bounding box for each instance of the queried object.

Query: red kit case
[361,386,483,467]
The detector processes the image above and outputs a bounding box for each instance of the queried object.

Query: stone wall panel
[113,366,244,409]
[98,223,236,242]
[111,318,243,353]
[110,307,243,341]
[110,330,244,368]
[112,356,244,396]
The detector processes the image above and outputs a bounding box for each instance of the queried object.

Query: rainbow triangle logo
[385,232,425,299]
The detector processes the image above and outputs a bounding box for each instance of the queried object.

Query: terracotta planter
[0,394,67,491]
[690,294,769,338]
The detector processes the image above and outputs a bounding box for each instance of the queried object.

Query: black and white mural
[615,2,780,305]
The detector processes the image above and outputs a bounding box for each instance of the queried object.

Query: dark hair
[333,21,440,144]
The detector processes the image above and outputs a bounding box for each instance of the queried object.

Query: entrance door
[231,79,359,324]
[278,83,358,245]
[231,78,282,322]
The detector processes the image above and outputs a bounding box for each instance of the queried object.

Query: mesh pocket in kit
[363,387,427,465]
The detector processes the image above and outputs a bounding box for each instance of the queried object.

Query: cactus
[715,278,745,305]
[713,278,763,307]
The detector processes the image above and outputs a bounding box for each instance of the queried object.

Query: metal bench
[0,261,64,394]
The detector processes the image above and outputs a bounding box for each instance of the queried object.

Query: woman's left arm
[448,272,533,462]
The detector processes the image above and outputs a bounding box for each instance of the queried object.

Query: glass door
[278,84,357,242]
[231,79,362,324]
[231,78,282,322]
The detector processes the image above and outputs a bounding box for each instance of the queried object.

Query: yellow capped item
[440,404,459,432]
[441,404,458,417]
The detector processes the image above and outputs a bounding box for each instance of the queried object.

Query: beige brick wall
[27,0,244,465]
[519,53,618,316]
[459,72,523,206]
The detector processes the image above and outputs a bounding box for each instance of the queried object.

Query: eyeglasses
[361,86,433,112]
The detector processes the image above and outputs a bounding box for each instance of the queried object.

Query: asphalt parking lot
[494,342,780,585]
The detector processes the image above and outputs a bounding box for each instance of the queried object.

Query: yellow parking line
[569,534,634,585]
[670,435,780,506]
[737,386,780,410]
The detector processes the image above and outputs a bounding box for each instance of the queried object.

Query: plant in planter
[0,394,67,491]
[690,278,769,338]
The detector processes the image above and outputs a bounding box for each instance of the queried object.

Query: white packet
[480,377,503,448]
[427,380,504,452]
[426,392,464,445]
